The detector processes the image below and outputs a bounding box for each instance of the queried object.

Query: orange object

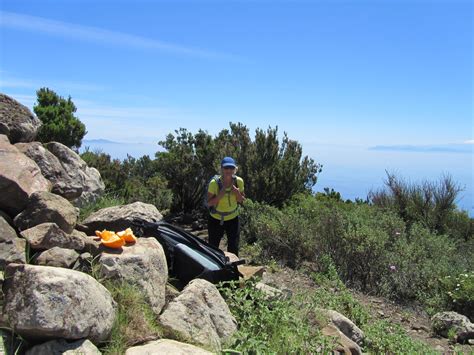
[102,234,126,249]
[117,228,137,243]
[96,230,117,241]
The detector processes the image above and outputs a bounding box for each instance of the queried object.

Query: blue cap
[221,156,237,168]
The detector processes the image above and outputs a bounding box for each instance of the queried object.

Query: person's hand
[232,184,245,202]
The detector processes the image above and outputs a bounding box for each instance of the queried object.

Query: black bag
[135,221,243,285]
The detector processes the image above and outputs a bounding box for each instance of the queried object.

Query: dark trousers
[208,216,240,256]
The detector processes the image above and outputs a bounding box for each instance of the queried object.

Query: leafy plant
[219,280,335,353]
[34,87,86,150]
[363,320,430,353]
[441,271,474,319]
[368,172,465,237]
[78,193,126,222]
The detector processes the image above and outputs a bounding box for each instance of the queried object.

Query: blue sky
[1,0,472,213]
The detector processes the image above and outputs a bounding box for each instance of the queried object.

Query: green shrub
[240,194,472,310]
[80,151,173,212]
[364,320,431,353]
[79,193,126,222]
[441,271,474,319]
[379,223,460,309]
[368,172,465,237]
[219,280,335,353]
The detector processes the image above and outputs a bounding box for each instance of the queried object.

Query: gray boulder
[20,223,85,251]
[81,236,103,257]
[14,191,78,233]
[99,238,168,315]
[319,309,364,346]
[45,142,105,207]
[35,247,80,268]
[255,282,285,301]
[0,94,42,143]
[81,202,163,234]
[26,339,101,355]
[0,215,26,270]
[322,324,362,355]
[3,263,116,344]
[159,278,237,351]
[0,135,51,215]
[432,311,474,343]
[15,142,83,200]
[125,339,213,355]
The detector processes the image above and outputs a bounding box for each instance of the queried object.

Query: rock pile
[0,93,237,353]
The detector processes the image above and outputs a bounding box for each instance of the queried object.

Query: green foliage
[309,274,430,353]
[219,280,335,353]
[220,276,428,354]
[78,193,126,222]
[156,128,219,212]
[240,194,472,311]
[378,223,461,306]
[80,150,172,212]
[34,88,86,150]
[100,281,162,355]
[441,271,474,319]
[363,320,431,354]
[155,123,321,212]
[369,171,469,239]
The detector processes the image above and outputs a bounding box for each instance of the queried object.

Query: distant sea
[80,139,473,217]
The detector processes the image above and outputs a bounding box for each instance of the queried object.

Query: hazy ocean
[80,139,473,216]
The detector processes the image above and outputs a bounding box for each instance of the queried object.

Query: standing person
[207,156,245,256]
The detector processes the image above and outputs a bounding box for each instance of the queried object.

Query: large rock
[82,202,163,234]
[158,278,237,351]
[0,135,51,215]
[319,309,364,346]
[45,142,105,207]
[20,223,85,251]
[0,94,42,143]
[99,238,167,315]
[3,263,116,344]
[125,339,213,355]
[322,324,362,355]
[35,247,80,268]
[26,339,101,355]
[0,216,26,270]
[14,191,78,233]
[432,311,474,343]
[15,142,83,200]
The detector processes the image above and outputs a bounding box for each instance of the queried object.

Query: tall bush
[241,194,469,309]
[368,172,466,238]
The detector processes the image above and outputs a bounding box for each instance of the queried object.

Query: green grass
[219,273,432,354]
[100,281,163,355]
[219,280,336,354]
[78,193,126,222]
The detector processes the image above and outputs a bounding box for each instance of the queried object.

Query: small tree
[34,88,86,150]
